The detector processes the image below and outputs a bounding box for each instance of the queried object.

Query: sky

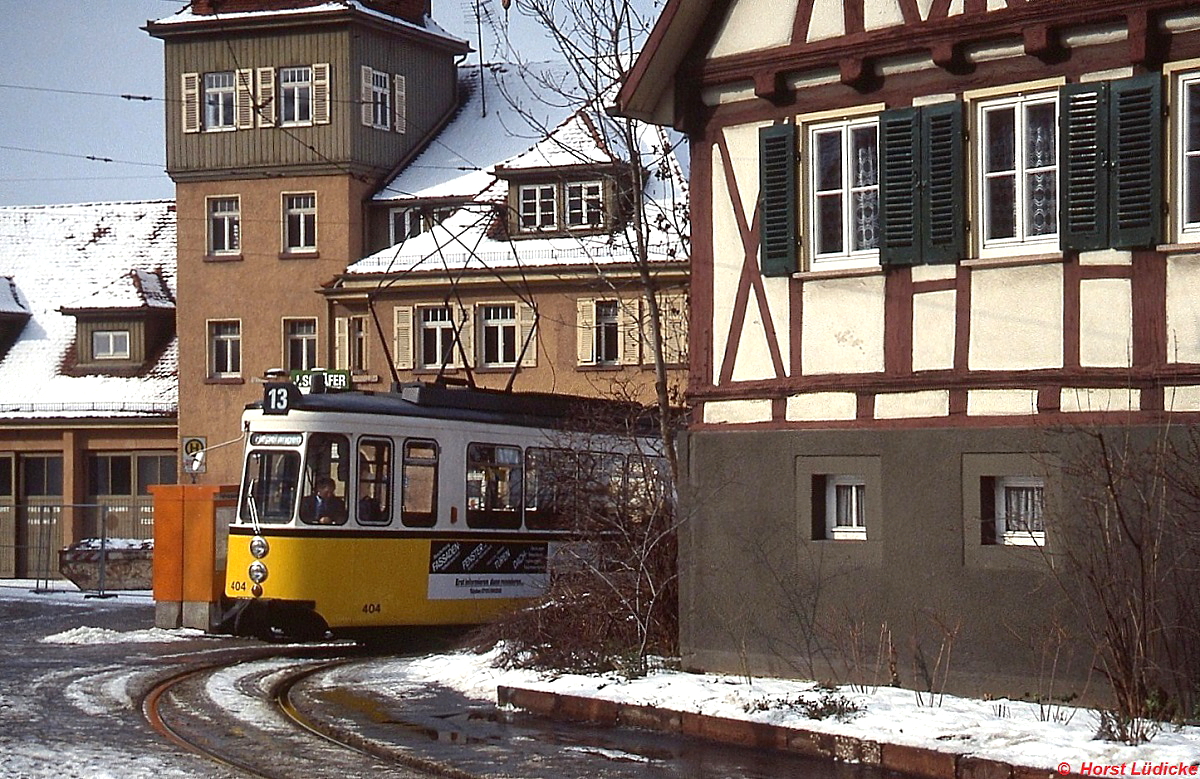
[0,0,558,207]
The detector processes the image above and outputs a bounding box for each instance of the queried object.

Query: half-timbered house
[617,0,1200,697]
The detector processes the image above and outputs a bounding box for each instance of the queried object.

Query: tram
[222,380,666,640]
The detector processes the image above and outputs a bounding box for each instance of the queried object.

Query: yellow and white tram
[223,380,663,640]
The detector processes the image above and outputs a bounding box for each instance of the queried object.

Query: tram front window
[301,433,349,525]
[241,450,300,524]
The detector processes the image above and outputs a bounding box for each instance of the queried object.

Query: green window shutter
[1060,82,1110,251]
[920,101,966,264]
[1109,74,1163,249]
[759,123,797,277]
[879,107,921,266]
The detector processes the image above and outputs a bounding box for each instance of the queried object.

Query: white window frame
[208,320,241,378]
[371,69,390,130]
[283,192,317,253]
[348,315,368,372]
[279,66,313,126]
[208,196,240,255]
[825,475,866,540]
[995,476,1045,546]
[389,207,423,244]
[480,303,518,367]
[203,71,235,131]
[593,299,620,365]
[284,318,317,372]
[92,330,130,360]
[418,306,456,369]
[975,90,1060,256]
[807,116,880,271]
[1176,70,1200,241]
[518,185,557,232]
[566,181,605,228]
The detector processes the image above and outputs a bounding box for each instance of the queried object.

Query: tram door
[16,455,62,579]
[0,455,13,578]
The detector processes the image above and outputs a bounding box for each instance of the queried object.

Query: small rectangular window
[566,181,604,228]
[209,320,241,377]
[1179,73,1200,239]
[419,306,456,369]
[594,300,619,364]
[347,315,368,371]
[480,304,517,367]
[208,196,240,255]
[88,454,133,497]
[824,475,866,540]
[137,454,177,495]
[994,476,1045,546]
[808,117,879,270]
[284,193,317,252]
[977,92,1058,254]
[279,66,313,125]
[390,207,423,244]
[204,71,235,130]
[92,330,130,360]
[284,318,317,371]
[519,185,557,231]
[371,69,390,129]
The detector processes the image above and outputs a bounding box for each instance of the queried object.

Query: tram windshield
[241,449,300,524]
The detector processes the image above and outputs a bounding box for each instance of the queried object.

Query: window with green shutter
[1059,75,1162,251]
[759,123,797,277]
[879,102,965,266]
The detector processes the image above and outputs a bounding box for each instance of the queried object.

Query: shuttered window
[879,102,965,266]
[758,123,797,277]
[1060,75,1163,250]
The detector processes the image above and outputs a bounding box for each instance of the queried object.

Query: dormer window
[519,185,557,231]
[566,181,604,228]
[92,330,131,360]
[513,180,612,235]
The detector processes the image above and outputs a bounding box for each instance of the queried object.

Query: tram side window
[466,443,522,529]
[241,450,300,524]
[577,452,625,524]
[525,447,574,530]
[300,433,349,525]
[401,439,438,528]
[626,454,670,523]
[357,438,392,525]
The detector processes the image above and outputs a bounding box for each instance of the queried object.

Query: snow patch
[41,626,204,645]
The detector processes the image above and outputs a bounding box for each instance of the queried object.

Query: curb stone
[496,686,1077,779]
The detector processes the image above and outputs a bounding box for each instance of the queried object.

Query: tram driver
[299,477,347,525]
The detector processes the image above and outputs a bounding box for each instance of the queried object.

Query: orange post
[150,485,238,631]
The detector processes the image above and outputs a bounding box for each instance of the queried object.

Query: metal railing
[0,499,155,589]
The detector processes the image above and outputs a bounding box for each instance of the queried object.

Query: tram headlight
[249,536,269,559]
[247,560,269,584]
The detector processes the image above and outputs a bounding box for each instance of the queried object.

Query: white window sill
[1001,531,1045,546]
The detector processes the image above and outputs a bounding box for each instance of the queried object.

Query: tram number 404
[362,603,382,614]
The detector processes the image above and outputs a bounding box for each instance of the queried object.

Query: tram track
[140,646,483,779]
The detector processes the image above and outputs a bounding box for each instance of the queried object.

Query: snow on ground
[362,647,1200,775]
[41,625,204,644]
[4,580,1198,776]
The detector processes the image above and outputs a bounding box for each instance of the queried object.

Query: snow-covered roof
[0,201,178,420]
[61,268,176,313]
[355,63,689,277]
[0,277,28,318]
[149,1,468,50]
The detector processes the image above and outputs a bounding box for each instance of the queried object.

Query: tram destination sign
[290,369,351,392]
[427,540,549,600]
